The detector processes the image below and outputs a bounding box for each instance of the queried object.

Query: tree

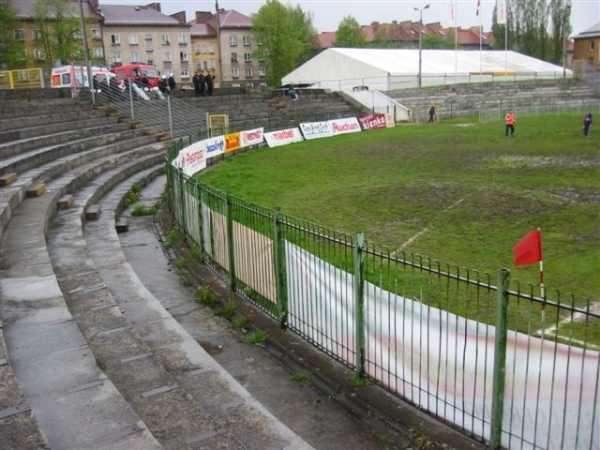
[252,0,307,86]
[288,4,320,64]
[0,0,25,68]
[333,15,366,47]
[33,0,82,68]
[550,0,572,64]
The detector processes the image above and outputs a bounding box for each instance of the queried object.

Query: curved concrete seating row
[0,96,313,449]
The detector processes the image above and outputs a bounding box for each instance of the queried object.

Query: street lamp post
[414,4,430,89]
[562,4,571,78]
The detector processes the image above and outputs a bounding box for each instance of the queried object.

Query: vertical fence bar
[226,193,236,291]
[273,207,288,328]
[354,232,365,376]
[490,268,510,449]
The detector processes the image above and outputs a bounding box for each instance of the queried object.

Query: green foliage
[173,258,187,268]
[213,298,236,318]
[251,0,313,86]
[231,314,250,330]
[348,376,370,388]
[164,229,177,249]
[194,285,217,306]
[290,372,312,387]
[0,1,25,68]
[33,0,83,68]
[123,189,141,207]
[244,330,268,345]
[131,203,157,216]
[333,15,366,48]
[371,429,389,443]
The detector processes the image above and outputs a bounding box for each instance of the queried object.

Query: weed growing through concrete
[173,258,187,268]
[164,230,177,249]
[290,372,312,387]
[194,285,217,306]
[244,330,267,345]
[231,315,249,331]
[348,376,370,388]
[214,298,236,318]
[131,203,158,216]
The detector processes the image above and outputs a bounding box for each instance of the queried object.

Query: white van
[51,65,114,91]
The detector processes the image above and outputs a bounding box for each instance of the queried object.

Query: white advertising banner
[285,241,600,450]
[264,128,304,148]
[175,140,207,177]
[240,127,265,148]
[299,121,333,140]
[328,117,362,136]
[205,135,226,159]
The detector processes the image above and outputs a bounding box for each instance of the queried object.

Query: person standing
[168,75,176,91]
[505,109,515,137]
[198,70,206,96]
[428,105,436,123]
[205,70,214,96]
[192,71,201,97]
[583,113,593,137]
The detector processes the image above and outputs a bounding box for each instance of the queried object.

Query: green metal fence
[165,141,599,450]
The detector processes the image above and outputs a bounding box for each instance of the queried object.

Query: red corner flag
[513,230,543,266]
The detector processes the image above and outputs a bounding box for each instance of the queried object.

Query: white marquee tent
[282,48,571,91]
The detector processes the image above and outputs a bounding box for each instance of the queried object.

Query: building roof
[282,48,569,90]
[100,4,182,26]
[12,0,99,19]
[573,23,600,39]
[218,9,252,29]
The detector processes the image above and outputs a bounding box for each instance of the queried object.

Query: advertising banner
[264,128,304,148]
[359,113,389,131]
[205,135,226,159]
[299,121,333,140]
[240,127,265,148]
[225,132,241,153]
[328,117,362,136]
[176,140,207,177]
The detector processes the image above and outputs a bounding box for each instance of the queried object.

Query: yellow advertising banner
[225,132,241,153]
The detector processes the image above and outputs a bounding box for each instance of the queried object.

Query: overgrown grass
[199,113,598,302]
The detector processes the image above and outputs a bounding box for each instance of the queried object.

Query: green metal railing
[165,140,599,450]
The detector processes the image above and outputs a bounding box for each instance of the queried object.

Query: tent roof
[282,48,567,86]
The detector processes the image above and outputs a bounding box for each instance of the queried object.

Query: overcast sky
[104,1,599,36]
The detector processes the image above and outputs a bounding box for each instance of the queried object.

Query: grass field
[199,112,599,303]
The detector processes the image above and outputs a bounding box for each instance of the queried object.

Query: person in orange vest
[505,109,515,137]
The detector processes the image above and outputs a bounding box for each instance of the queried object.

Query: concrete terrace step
[44,168,312,449]
[0,121,134,158]
[0,107,108,134]
[0,161,168,450]
[0,115,122,144]
[0,98,91,120]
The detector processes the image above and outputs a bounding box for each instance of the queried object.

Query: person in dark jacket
[205,70,214,96]
[158,75,169,96]
[583,113,593,137]
[167,75,176,91]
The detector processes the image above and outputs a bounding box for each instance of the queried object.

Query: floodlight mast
[414,4,430,89]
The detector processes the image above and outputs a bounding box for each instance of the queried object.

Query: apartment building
[190,9,265,88]
[9,0,104,69]
[99,3,192,84]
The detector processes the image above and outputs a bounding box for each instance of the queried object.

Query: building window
[129,33,138,45]
[244,53,252,62]
[130,52,140,63]
[207,60,215,70]
[32,29,42,41]
[243,35,251,46]
[195,45,202,54]
[229,35,237,46]
[231,68,239,78]
[258,51,265,61]
[145,33,152,40]
[73,29,82,40]
[111,34,120,45]
[92,29,101,40]
[33,48,45,60]
[231,52,237,62]
[180,52,189,61]
[112,52,122,63]
[92,47,104,57]
[207,44,214,54]
[162,34,170,45]
[14,29,25,41]
[146,41,153,52]
[590,41,596,51]
[178,34,188,45]
[163,52,171,62]
[245,67,253,78]
[258,66,266,77]
[180,69,190,78]
[147,59,154,66]
[196,61,203,70]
